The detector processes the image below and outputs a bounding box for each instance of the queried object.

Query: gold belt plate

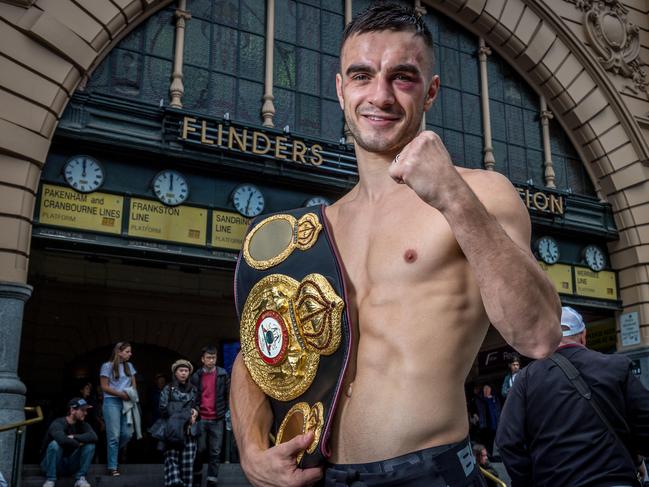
[241,273,344,401]
[243,213,322,270]
[275,401,325,464]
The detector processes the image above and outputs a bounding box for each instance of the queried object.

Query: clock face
[583,244,606,272]
[304,196,331,207]
[152,170,189,206]
[232,184,265,217]
[536,236,560,265]
[63,156,104,193]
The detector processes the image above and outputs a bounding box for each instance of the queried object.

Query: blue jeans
[194,419,225,482]
[103,396,131,470]
[40,441,95,480]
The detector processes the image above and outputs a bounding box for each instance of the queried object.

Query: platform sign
[128,198,207,245]
[538,262,573,294]
[586,318,617,352]
[39,184,123,234]
[620,311,641,347]
[212,211,249,250]
[575,267,618,300]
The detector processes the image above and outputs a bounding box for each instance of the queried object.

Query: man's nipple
[404,249,418,263]
[346,382,353,397]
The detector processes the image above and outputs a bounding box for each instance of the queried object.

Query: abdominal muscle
[329,278,489,463]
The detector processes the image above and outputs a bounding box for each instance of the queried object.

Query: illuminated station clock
[63,155,105,193]
[583,244,607,272]
[232,184,265,217]
[152,170,189,206]
[304,196,331,207]
[535,236,560,265]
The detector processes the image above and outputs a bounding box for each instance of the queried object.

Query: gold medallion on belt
[240,273,344,401]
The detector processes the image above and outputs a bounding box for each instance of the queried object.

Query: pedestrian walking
[160,359,200,487]
[190,345,229,487]
[99,341,136,476]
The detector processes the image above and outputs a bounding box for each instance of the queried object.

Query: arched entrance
[1,0,649,481]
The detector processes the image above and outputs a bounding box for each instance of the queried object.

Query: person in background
[78,381,103,443]
[191,345,230,487]
[496,306,649,487]
[501,354,521,399]
[160,359,200,487]
[40,398,97,487]
[472,443,501,486]
[477,384,501,457]
[99,341,136,476]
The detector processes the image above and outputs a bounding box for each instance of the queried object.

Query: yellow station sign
[212,211,249,250]
[539,262,574,294]
[39,184,123,234]
[575,267,618,300]
[128,198,207,245]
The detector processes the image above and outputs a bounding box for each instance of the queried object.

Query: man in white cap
[496,306,649,487]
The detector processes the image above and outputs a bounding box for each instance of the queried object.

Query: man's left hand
[388,130,463,210]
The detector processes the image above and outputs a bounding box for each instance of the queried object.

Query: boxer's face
[336,30,439,155]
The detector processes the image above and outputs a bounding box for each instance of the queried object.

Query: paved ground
[22,463,252,487]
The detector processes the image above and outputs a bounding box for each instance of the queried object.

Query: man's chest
[331,210,462,293]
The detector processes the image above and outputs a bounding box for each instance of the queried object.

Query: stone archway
[0,0,648,478]
[425,0,649,340]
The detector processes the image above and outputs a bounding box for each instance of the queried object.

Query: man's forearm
[230,353,273,460]
[439,182,561,358]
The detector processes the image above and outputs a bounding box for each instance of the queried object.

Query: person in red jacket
[190,345,230,487]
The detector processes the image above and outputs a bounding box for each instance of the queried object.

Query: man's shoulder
[47,416,67,430]
[565,346,631,372]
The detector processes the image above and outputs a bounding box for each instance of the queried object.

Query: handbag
[550,352,642,487]
[148,417,167,441]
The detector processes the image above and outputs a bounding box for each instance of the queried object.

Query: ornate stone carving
[566,0,648,97]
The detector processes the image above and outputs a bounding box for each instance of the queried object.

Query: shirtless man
[231,4,561,486]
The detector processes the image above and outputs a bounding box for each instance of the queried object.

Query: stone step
[22,464,252,487]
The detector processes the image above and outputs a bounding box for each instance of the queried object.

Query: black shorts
[324,438,487,487]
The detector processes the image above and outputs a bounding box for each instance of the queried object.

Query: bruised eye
[394,74,414,82]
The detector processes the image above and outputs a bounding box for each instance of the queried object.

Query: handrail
[0,406,44,487]
[480,466,508,487]
[0,406,43,432]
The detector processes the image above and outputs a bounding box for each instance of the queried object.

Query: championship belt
[235,206,352,467]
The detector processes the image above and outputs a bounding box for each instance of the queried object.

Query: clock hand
[246,193,253,214]
[169,173,174,192]
[82,159,87,177]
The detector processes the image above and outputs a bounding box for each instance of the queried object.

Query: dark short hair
[341,2,434,64]
[507,353,521,365]
[201,345,218,357]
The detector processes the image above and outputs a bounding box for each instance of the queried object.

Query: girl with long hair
[99,341,136,476]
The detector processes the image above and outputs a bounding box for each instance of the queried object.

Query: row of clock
[535,236,607,272]
[62,155,330,217]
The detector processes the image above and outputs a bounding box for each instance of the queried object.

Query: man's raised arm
[230,353,323,487]
[390,131,561,358]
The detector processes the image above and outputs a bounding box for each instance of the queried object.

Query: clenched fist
[388,131,465,210]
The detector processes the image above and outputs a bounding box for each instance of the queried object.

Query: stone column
[262,0,276,127]
[0,281,32,484]
[169,0,190,108]
[415,0,427,130]
[478,38,495,170]
[540,96,556,188]
[343,0,354,143]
